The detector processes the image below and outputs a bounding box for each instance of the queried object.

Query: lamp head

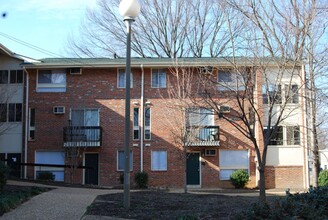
[119,0,141,20]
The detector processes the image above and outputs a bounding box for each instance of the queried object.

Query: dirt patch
[86,190,280,219]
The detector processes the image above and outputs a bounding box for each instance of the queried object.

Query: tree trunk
[258,166,266,203]
[184,149,188,193]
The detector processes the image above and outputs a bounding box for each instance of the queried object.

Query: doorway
[186,152,200,186]
[84,153,99,185]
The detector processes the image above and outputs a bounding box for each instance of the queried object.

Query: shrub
[37,172,55,181]
[0,161,9,191]
[230,169,249,189]
[318,170,328,187]
[134,171,148,189]
[234,186,328,219]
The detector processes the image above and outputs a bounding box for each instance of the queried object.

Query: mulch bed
[86,190,280,219]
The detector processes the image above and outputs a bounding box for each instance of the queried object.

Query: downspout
[23,67,29,179]
[140,64,144,172]
[302,64,309,189]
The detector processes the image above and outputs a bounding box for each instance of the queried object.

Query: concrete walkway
[1,180,121,220]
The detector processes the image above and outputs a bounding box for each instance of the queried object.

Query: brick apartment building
[18,57,308,189]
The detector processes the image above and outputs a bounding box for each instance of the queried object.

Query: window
[10,70,23,84]
[151,150,167,171]
[219,150,248,180]
[118,69,133,88]
[262,85,282,104]
[29,108,35,140]
[217,70,244,91]
[0,70,8,84]
[37,69,66,92]
[287,126,300,145]
[0,104,7,122]
[71,109,99,126]
[187,107,214,126]
[285,84,299,104]
[133,108,139,140]
[8,103,22,122]
[144,107,151,140]
[151,69,166,88]
[35,151,65,181]
[71,109,100,141]
[117,150,133,171]
[264,126,283,145]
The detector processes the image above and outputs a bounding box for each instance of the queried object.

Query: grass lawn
[0,185,50,216]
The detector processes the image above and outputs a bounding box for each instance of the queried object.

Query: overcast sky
[0,0,98,59]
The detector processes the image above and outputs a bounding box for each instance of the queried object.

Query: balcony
[187,126,220,147]
[63,126,102,147]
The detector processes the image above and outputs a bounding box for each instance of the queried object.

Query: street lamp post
[119,0,141,209]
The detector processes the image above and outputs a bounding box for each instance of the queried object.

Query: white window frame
[144,107,151,140]
[37,69,66,92]
[133,108,139,140]
[35,151,65,181]
[151,69,167,88]
[117,150,133,171]
[29,108,35,141]
[117,69,133,88]
[219,150,249,180]
[151,150,167,171]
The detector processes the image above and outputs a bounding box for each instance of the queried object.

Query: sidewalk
[1,180,121,220]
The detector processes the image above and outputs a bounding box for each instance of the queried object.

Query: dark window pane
[218,71,232,82]
[0,104,7,122]
[30,108,35,127]
[145,108,150,126]
[16,104,22,122]
[10,70,17,83]
[8,104,15,122]
[0,70,8,84]
[16,70,23,83]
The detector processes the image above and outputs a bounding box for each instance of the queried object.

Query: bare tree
[67,0,242,58]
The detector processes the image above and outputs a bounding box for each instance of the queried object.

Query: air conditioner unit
[53,106,65,114]
[219,105,230,113]
[199,66,213,75]
[205,149,216,156]
[69,68,82,75]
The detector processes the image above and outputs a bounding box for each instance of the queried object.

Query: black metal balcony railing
[187,126,220,147]
[63,126,102,147]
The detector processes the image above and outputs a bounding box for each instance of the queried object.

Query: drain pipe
[23,67,29,179]
[140,64,144,172]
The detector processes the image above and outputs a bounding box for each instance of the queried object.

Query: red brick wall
[25,66,302,189]
[265,166,304,189]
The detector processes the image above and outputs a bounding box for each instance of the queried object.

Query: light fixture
[119,0,141,210]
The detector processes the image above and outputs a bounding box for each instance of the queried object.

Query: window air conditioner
[69,68,82,75]
[219,105,230,113]
[53,106,65,114]
[199,66,213,75]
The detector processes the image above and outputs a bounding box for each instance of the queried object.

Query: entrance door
[187,153,200,186]
[85,154,99,185]
[7,153,21,178]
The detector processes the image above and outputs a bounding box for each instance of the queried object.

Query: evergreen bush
[0,161,9,191]
[134,171,148,189]
[37,171,55,181]
[318,170,328,187]
[230,169,249,189]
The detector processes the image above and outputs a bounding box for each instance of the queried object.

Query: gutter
[23,67,29,179]
[140,64,144,172]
